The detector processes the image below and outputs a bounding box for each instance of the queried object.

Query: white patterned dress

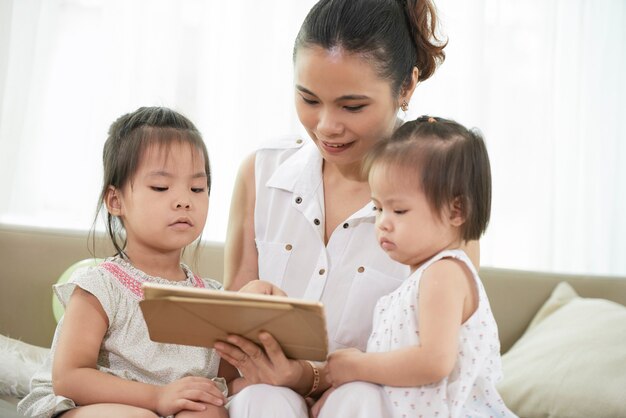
[366,249,516,418]
[18,256,226,418]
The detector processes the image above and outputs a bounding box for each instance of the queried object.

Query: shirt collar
[266,141,376,221]
[266,141,322,195]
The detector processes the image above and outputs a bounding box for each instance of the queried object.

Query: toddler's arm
[326,258,476,387]
[52,287,225,415]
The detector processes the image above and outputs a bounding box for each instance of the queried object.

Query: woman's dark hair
[365,116,491,241]
[294,0,446,97]
[91,106,210,257]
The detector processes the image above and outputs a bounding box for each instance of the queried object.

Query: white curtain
[410,0,626,276]
[1,0,624,276]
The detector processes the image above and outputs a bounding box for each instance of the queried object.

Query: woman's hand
[238,280,287,296]
[325,348,365,387]
[214,332,308,392]
[155,376,226,417]
[309,387,335,418]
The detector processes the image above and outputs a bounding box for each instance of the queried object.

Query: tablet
[140,282,329,361]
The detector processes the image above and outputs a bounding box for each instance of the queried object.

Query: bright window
[1,0,624,276]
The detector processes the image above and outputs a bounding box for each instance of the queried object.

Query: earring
[400,101,409,112]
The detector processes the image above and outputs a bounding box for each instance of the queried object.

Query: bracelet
[304,360,320,398]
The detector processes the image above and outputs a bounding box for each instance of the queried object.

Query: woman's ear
[448,196,466,227]
[399,66,420,108]
[105,186,123,216]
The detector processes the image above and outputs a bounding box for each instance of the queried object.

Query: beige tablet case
[140,283,329,361]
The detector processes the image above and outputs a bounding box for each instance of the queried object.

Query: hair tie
[428,117,436,123]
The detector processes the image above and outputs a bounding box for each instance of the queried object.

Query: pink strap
[100,261,205,300]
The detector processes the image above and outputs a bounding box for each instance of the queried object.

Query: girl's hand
[325,348,365,387]
[238,280,287,296]
[215,332,305,391]
[155,376,226,416]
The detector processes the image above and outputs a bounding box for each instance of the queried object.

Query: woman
[217,0,476,416]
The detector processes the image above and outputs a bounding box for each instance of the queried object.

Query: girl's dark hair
[365,116,491,241]
[91,106,210,257]
[294,0,446,96]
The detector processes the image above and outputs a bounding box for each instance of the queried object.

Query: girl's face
[294,46,402,171]
[370,164,462,272]
[108,141,209,259]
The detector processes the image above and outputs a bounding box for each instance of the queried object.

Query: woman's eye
[191,187,206,193]
[344,104,366,112]
[151,186,168,192]
[301,96,318,105]
[393,209,407,215]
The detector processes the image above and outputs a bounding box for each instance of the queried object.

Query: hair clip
[428,117,437,123]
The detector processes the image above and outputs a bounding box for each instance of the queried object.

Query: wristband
[304,360,320,398]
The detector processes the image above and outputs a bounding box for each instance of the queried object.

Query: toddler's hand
[239,280,287,296]
[326,348,364,387]
[156,376,225,416]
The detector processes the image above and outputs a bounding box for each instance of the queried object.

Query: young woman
[216,0,477,416]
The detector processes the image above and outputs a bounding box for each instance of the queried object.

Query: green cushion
[52,258,103,322]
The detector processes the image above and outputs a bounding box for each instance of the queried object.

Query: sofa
[1,224,625,417]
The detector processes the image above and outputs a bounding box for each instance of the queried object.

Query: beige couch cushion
[497,282,626,417]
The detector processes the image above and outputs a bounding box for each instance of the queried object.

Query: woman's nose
[317,108,343,138]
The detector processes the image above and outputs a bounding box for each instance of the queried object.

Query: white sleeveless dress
[366,249,516,418]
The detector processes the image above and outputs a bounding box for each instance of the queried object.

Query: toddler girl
[323,116,516,417]
[18,107,229,418]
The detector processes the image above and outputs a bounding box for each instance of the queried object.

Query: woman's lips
[320,139,355,154]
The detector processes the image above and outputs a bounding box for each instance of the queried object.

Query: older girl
[19,107,228,418]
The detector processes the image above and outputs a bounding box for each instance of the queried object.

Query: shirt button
[296,139,303,144]
[343,223,349,229]
[318,268,326,275]
[295,197,302,204]
[285,244,292,251]
[314,218,320,225]
[357,266,365,273]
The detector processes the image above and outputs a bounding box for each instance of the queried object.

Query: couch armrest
[481,267,626,353]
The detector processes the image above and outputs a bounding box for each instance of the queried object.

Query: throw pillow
[0,335,49,398]
[497,282,626,418]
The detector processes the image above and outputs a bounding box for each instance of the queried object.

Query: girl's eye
[393,210,407,215]
[191,187,206,193]
[344,104,366,112]
[151,186,168,192]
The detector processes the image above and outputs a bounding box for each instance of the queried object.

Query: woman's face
[294,46,400,169]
